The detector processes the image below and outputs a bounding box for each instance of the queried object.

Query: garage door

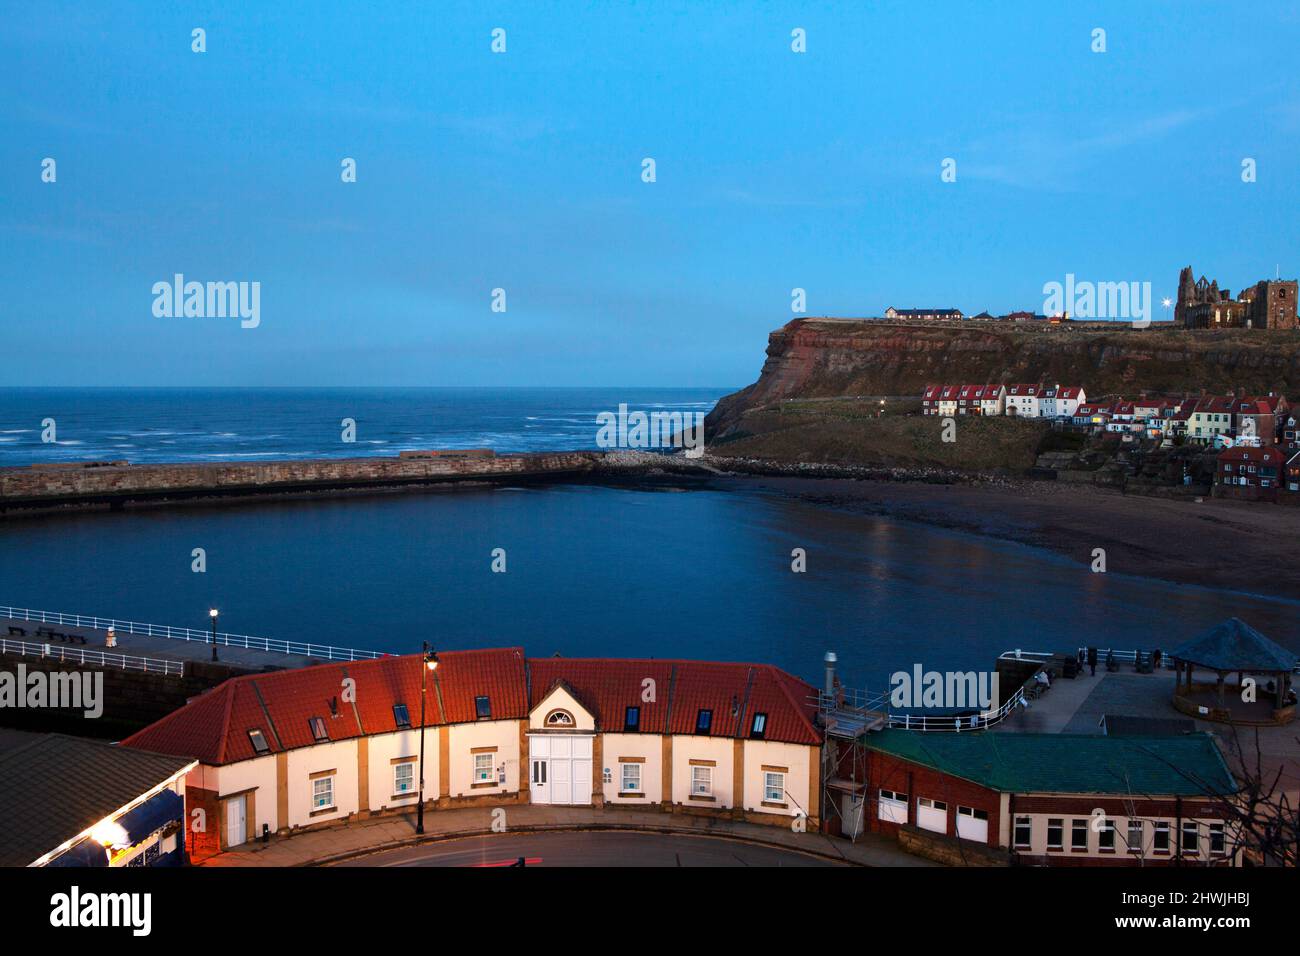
[528,735,593,805]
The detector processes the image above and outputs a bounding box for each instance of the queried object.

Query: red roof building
[1215,445,1283,501]
[123,650,825,859]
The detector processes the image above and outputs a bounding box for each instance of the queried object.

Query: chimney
[823,651,838,696]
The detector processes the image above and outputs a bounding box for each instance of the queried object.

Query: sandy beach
[697,473,1300,602]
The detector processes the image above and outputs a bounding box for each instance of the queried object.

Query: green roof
[864,730,1237,797]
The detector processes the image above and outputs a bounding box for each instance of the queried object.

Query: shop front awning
[47,838,109,867]
[116,789,184,846]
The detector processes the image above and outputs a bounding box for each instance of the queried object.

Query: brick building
[856,730,1237,866]
[1215,445,1284,501]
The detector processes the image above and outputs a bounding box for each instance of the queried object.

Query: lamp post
[416,642,439,835]
[209,608,219,661]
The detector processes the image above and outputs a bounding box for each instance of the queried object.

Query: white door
[916,797,947,834]
[530,754,550,804]
[528,736,592,805]
[552,751,572,802]
[225,794,246,848]
[956,806,989,842]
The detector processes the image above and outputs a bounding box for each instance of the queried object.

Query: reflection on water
[0,483,1295,691]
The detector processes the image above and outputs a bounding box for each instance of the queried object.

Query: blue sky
[3,0,1299,387]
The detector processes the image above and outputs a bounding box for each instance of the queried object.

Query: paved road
[336,830,841,867]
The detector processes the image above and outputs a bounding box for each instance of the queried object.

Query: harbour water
[2,476,1296,691]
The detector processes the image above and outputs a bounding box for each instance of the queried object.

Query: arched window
[544,709,575,727]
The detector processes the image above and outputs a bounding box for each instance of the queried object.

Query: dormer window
[308,717,329,743]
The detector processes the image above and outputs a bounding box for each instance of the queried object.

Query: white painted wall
[210,754,278,835]
[601,733,663,804]
[671,735,734,808]
[448,720,520,798]
[286,739,359,828]
[740,740,812,819]
[368,728,436,813]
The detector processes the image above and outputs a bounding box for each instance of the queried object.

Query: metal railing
[1072,647,1174,669]
[885,686,1027,732]
[0,637,184,676]
[814,684,1027,734]
[0,605,385,662]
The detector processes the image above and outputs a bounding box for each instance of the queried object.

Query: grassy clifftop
[707,398,1048,471]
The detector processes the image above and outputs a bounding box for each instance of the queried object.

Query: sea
[2,387,1297,690]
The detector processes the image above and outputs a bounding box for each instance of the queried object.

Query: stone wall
[0,654,254,739]
[0,451,601,513]
[897,824,1009,866]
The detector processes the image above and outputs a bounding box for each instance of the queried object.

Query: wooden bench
[7,626,27,637]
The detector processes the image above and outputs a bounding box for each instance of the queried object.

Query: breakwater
[0,450,603,515]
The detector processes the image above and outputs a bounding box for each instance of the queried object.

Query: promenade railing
[0,605,386,662]
[0,636,185,676]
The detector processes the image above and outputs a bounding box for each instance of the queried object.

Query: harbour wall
[0,451,604,515]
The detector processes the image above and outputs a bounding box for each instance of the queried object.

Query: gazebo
[1169,618,1297,726]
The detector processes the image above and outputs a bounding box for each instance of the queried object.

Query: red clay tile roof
[122,648,528,765]
[527,658,819,745]
[124,651,822,765]
[1217,446,1281,464]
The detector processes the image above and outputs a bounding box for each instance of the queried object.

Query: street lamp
[416,642,439,835]
[209,608,219,661]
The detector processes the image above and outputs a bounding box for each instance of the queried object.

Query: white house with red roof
[123,650,823,860]
[1038,385,1086,419]
[1003,384,1043,417]
[921,384,1005,416]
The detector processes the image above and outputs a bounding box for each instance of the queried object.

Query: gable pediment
[529,681,597,731]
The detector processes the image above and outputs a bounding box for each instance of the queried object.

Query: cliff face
[707,318,1300,438]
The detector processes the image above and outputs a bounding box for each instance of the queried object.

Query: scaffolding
[813,686,887,841]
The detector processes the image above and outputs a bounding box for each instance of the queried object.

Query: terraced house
[122,649,823,860]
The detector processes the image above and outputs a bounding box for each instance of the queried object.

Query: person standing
[1087,646,1098,677]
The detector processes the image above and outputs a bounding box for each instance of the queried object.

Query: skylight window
[308,716,329,743]
[695,709,712,735]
